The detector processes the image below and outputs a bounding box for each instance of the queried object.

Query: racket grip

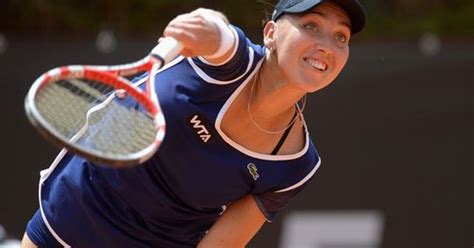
[151,37,183,65]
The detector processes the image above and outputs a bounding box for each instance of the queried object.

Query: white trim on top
[187,46,254,85]
[214,57,311,161]
[274,158,322,193]
[196,27,240,66]
[38,149,71,247]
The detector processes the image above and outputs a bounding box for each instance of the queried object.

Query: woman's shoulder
[229,25,267,62]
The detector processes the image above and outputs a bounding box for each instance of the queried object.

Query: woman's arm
[198,195,266,248]
[163,8,236,65]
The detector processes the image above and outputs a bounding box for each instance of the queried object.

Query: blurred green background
[1,0,473,40]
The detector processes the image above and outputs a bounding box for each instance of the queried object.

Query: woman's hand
[163,8,231,59]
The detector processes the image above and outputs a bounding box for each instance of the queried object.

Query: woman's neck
[247,58,306,131]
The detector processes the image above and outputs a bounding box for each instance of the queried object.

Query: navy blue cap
[271,0,366,34]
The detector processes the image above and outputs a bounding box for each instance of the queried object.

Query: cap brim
[332,0,366,34]
[282,0,323,14]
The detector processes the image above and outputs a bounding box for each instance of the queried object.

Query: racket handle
[151,37,183,65]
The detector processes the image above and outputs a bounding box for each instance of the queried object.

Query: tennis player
[22,0,365,247]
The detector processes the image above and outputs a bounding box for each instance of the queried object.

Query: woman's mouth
[304,58,327,71]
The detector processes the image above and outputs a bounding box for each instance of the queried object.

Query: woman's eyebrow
[304,10,351,31]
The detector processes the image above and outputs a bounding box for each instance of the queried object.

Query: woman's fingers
[162,9,223,57]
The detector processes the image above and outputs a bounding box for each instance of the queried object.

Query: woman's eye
[303,23,318,32]
[335,33,348,43]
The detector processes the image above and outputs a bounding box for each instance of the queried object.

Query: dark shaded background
[0,0,472,247]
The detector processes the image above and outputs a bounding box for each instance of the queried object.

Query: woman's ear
[263,21,277,53]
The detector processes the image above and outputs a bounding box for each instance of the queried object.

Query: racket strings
[57,79,115,103]
[35,77,158,157]
[77,102,157,154]
[38,79,114,126]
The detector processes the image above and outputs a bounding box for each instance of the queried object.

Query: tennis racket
[25,37,183,167]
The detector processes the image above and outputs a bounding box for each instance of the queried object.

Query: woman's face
[266,1,351,93]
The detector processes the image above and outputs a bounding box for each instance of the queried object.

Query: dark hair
[258,0,276,27]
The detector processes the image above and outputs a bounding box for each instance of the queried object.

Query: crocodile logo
[247,163,260,181]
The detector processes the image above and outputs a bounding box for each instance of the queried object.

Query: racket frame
[25,63,167,166]
[25,38,181,167]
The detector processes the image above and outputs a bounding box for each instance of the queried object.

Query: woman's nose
[315,32,333,55]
